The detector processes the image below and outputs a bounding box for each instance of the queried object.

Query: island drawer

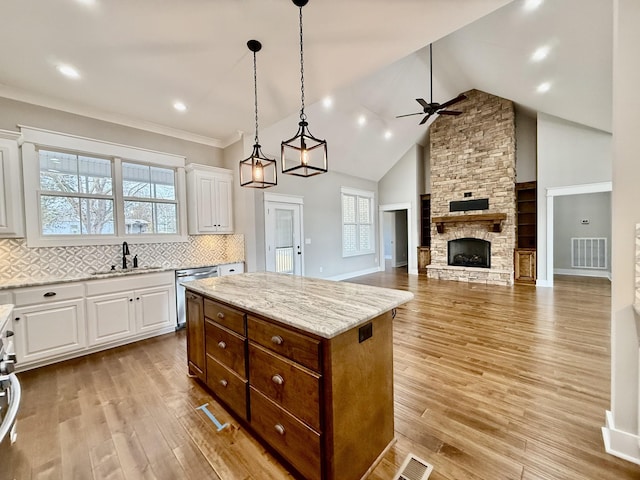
[247,315,321,373]
[206,355,248,421]
[250,387,321,480]
[249,342,321,431]
[204,299,245,336]
[205,319,246,378]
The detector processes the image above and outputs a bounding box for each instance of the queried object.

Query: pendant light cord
[298,5,306,121]
[253,50,260,145]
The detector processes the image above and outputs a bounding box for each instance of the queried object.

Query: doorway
[379,203,411,273]
[264,194,304,276]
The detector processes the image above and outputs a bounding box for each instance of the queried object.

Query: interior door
[265,202,303,275]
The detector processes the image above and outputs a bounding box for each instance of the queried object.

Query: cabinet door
[0,137,24,238]
[214,174,233,233]
[86,292,136,346]
[135,285,175,333]
[13,299,86,364]
[186,291,206,380]
[196,174,218,233]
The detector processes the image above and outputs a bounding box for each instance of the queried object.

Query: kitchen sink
[90,266,164,276]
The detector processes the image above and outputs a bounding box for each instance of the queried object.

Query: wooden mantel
[432,213,507,233]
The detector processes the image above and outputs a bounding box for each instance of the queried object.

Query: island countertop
[182,272,414,338]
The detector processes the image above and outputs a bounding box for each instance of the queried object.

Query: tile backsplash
[0,234,245,280]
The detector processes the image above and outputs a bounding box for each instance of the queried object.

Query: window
[341,187,375,257]
[21,126,187,247]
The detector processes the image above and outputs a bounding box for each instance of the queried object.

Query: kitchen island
[183,272,413,480]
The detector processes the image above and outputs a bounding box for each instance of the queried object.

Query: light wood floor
[3,272,640,480]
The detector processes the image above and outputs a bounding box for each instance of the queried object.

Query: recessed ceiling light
[173,101,187,112]
[56,64,80,79]
[76,0,97,6]
[524,0,543,11]
[322,96,333,109]
[537,82,551,93]
[357,114,367,126]
[384,130,393,140]
[531,45,550,62]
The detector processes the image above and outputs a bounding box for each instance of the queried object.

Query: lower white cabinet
[219,262,245,276]
[13,298,86,364]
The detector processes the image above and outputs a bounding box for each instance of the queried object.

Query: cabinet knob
[14,317,20,322]
[274,424,285,435]
[217,312,225,319]
[129,298,133,302]
[219,379,228,388]
[217,341,226,350]
[271,335,283,345]
[43,291,57,298]
[271,374,284,385]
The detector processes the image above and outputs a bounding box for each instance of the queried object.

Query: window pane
[358,197,370,224]
[155,203,177,234]
[343,194,356,223]
[343,224,356,253]
[41,195,81,235]
[40,150,79,193]
[151,166,176,200]
[359,225,371,251]
[80,198,114,234]
[123,162,176,200]
[125,201,177,234]
[78,156,112,195]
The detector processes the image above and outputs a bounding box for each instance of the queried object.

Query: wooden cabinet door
[186,291,206,380]
[514,249,536,284]
[86,292,135,346]
[13,299,86,364]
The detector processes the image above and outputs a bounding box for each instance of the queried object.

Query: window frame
[21,126,187,247]
[341,186,375,257]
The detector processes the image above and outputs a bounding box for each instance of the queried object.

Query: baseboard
[602,410,640,466]
[554,268,611,278]
[536,278,552,287]
[326,267,382,281]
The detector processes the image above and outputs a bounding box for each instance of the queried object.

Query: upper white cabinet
[0,130,24,238]
[186,164,233,234]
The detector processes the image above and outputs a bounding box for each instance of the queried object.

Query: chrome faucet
[122,241,130,269]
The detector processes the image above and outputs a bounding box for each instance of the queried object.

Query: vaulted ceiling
[0,0,612,181]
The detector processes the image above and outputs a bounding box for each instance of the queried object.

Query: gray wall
[394,210,408,266]
[0,97,224,166]
[515,108,537,183]
[536,113,612,284]
[553,192,611,273]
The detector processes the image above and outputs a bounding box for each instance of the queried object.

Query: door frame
[378,203,413,273]
[264,193,305,276]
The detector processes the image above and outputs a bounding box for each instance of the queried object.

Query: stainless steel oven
[0,310,20,449]
[175,266,219,329]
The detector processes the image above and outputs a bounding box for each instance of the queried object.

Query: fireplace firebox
[448,238,491,268]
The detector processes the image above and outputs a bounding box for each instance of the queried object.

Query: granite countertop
[0,261,242,290]
[0,304,13,331]
[182,272,414,339]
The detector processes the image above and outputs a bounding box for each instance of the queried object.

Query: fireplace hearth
[448,238,491,268]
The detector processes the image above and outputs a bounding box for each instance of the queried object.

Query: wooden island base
[186,291,396,480]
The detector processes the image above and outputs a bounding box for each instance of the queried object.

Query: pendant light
[281,0,327,177]
[240,39,277,188]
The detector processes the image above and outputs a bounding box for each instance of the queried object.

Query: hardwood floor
[3,272,639,480]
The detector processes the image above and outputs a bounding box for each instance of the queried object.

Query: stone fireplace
[426,89,516,286]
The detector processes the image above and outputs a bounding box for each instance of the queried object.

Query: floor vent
[393,454,433,480]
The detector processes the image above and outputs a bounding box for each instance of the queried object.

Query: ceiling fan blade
[396,112,425,118]
[438,110,462,116]
[416,98,429,109]
[419,113,433,125]
[438,94,467,110]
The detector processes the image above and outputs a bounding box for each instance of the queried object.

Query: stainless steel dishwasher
[175,265,219,329]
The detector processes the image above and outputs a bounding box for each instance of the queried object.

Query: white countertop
[182,272,414,339]
[0,304,13,332]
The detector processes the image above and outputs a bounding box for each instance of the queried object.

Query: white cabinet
[0,131,24,238]
[186,164,233,234]
[12,283,86,365]
[86,271,176,347]
[219,262,245,276]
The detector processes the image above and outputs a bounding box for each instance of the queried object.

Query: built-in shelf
[432,213,507,234]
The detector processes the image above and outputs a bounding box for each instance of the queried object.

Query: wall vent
[571,237,607,269]
[393,454,433,480]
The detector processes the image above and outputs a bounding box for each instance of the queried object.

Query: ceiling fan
[396,43,467,125]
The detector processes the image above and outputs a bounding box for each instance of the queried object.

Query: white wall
[536,113,612,285]
[515,109,537,183]
[604,0,640,464]
[553,192,611,275]
[383,211,394,258]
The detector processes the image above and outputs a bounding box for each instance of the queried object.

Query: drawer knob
[271,374,284,385]
[274,424,285,435]
[43,291,57,298]
[271,335,283,345]
[217,341,226,349]
[217,312,225,319]
[219,379,228,388]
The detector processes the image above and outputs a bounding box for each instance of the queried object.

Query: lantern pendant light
[281,0,327,177]
[240,39,277,188]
